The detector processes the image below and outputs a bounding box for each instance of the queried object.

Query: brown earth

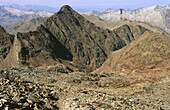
[0,67,169,109]
[94,31,170,83]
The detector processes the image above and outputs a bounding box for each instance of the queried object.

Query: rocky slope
[43,5,126,71]
[1,5,165,72]
[83,15,169,38]
[0,5,150,71]
[0,67,169,109]
[42,5,150,71]
[0,5,170,110]
[0,24,73,69]
[0,26,14,63]
[4,17,47,34]
[95,31,170,79]
[0,6,52,27]
[80,5,170,34]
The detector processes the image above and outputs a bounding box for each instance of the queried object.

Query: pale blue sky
[0,0,169,11]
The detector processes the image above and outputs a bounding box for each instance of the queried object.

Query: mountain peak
[85,10,100,16]
[153,5,160,9]
[60,5,73,12]
[77,9,84,14]
[0,26,5,32]
[103,8,114,13]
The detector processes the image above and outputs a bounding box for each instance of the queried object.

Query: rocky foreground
[0,68,169,110]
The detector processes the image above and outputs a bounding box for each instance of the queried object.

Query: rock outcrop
[43,5,129,71]
[0,25,73,69]
[0,26,14,64]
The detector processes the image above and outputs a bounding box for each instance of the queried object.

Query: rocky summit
[0,5,170,110]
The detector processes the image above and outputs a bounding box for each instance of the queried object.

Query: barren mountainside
[0,5,170,110]
[0,6,52,26]
[95,31,170,77]
[0,26,14,63]
[0,5,149,71]
[79,5,170,34]
[83,15,169,38]
[5,17,47,34]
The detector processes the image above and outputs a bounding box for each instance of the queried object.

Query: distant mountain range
[0,6,52,26]
[78,5,170,34]
[83,15,169,38]
[5,4,58,13]
[5,14,169,39]
[1,4,169,35]
[5,17,47,34]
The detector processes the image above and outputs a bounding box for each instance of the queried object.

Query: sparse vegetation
[0,5,169,110]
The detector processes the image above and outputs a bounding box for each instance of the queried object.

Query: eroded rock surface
[0,68,169,110]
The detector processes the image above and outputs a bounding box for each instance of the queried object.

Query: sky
[0,0,169,12]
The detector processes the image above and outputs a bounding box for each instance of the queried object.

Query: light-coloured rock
[80,5,170,34]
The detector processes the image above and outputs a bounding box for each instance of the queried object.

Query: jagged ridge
[0,5,149,71]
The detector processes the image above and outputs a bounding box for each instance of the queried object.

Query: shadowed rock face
[0,5,149,71]
[14,25,73,67]
[43,5,127,70]
[43,5,149,71]
[0,26,14,63]
[0,24,73,69]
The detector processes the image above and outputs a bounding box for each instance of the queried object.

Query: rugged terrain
[79,5,170,34]
[95,31,170,75]
[5,14,169,38]
[0,6,52,27]
[0,5,150,71]
[0,27,14,63]
[83,15,169,38]
[0,67,169,109]
[4,17,47,34]
[0,5,170,110]
[0,31,169,110]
